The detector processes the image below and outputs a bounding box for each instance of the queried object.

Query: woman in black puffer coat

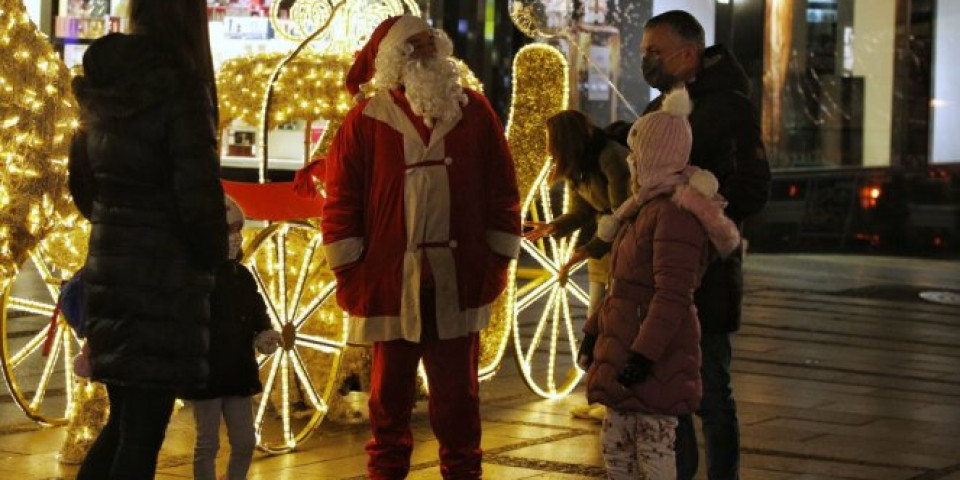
[67,1,227,478]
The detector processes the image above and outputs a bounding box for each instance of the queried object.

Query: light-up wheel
[512,166,591,399]
[242,221,347,453]
[1,244,84,425]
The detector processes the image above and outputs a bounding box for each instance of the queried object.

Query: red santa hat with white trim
[345,15,431,102]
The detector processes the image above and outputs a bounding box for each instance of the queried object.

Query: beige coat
[550,140,630,283]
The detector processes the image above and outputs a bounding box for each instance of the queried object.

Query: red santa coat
[321,88,521,344]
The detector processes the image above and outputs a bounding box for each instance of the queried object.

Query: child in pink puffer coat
[577,87,740,480]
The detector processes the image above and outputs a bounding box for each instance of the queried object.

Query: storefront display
[213,0,421,177]
[208,0,289,69]
[207,1,298,175]
[51,0,126,67]
[34,0,420,176]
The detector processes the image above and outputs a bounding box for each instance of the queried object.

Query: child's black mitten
[577,333,598,370]
[617,352,654,387]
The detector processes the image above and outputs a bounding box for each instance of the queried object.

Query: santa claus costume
[320,15,521,480]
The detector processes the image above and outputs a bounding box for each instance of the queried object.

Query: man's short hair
[646,10,706,52]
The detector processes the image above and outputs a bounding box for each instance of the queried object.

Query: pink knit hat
[600,88,741,256]
[345,15,431,102]
[628,87,694,192]
[601,88,697,240]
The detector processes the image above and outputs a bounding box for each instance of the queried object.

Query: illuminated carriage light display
[503,43,591,400]
[241,222,348,452]
[269,0,421,55]
[1,0,588,456]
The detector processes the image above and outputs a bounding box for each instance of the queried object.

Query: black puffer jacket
[68,33,228,390]
[180,261,272,400]
[645,45,771,333]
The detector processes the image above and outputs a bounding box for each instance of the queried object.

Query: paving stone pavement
[1,254,958,480]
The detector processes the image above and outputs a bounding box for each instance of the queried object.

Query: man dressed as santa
[320,15,522,480]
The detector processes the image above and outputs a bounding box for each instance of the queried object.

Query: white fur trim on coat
[671,185,741,257]
[661,86,693,117]
[324,237,364,269]
[486,229,521,259]
[346,303,492,345]
[597,214,620,243]
[378,16,430,60]
[688,169,719,197]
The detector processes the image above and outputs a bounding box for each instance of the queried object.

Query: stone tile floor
[2,254,959,479]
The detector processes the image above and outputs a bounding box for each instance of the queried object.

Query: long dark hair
[546,110,602,186]
[129,0,216,93]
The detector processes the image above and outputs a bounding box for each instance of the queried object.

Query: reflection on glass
[764,0,949,169]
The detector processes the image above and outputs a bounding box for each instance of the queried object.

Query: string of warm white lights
[217,51,481,176]
[0,0,81,281]
[269,0,420,54]
[504,43,590,399]
[217,52,355,136]
[0,0,103,464]
[58,379,108,464]
[258,1,347,180]
[243,223,346,453]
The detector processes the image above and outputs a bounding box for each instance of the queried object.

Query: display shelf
[49,1,124,67]
[51,37,95,44]
[53,14,125,40]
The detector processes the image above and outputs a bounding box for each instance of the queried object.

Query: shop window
[763,0,956,169]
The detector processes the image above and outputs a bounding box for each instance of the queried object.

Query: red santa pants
[366,288,482,480]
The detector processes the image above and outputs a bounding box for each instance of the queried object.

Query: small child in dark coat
[181,196,281,480]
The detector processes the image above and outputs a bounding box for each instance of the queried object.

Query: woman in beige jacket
[525,110,631,315]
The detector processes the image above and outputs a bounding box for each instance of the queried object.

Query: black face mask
[641,51,681,91]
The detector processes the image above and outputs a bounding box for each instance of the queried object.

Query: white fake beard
[401,56,467,128]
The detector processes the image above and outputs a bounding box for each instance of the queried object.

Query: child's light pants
[192,396,256,480]
[602,408,678,480]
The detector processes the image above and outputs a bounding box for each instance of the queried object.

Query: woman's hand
[523,221,555,242]
[558,247,589,283]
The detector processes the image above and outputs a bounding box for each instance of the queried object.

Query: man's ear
[682,43,699,64]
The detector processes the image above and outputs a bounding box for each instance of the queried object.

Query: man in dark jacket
[638,10,771,480]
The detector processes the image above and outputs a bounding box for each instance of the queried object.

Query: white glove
[255,330,282,355]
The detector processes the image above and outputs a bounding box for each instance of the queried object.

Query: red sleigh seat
[221,158,326,221]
